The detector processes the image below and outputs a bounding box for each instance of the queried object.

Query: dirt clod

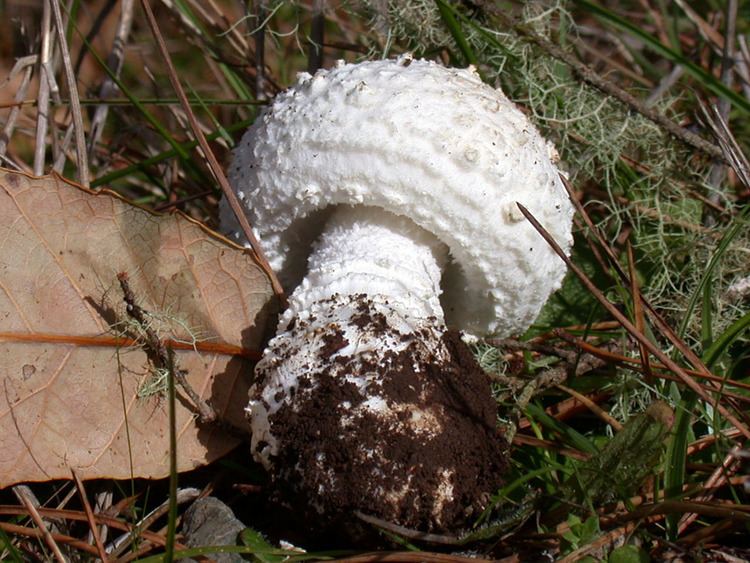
[253,294,508,532]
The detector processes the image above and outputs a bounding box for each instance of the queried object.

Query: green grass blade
[664,392,696,540]
[434,0,479,67]
[187,83,234,145]
[701,280,713,349]
[90,118,254,188]
[572,0,750,115]
[164,354,178,562]
[676,207,750,340]
[69,18,216,187]
[0,527,25,563]
[702,310,750,369]
[525,402,598,455]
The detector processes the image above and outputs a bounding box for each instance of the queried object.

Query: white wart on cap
[225,55,573,532]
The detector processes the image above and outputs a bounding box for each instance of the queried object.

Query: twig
[71,469,109,562]
[117,272,216,422]
[517,202,750,440]
[138,0,287,305]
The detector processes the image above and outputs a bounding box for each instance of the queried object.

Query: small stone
[181,497,246,563]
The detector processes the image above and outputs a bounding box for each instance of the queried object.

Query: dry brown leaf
[0,169,276,486]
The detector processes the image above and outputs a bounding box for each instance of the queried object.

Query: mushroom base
[248,294,508,532]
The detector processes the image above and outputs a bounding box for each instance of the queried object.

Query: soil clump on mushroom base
[262,294,508,533]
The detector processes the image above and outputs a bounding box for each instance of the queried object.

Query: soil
[256,294,508,533]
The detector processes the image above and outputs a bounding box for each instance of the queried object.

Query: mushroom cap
[225,55,574,336]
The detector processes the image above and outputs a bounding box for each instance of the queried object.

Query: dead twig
[117,272,216,422]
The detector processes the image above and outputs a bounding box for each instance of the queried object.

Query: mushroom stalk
[283,205,449,329]
[248,205,452,467]
[246,207,507,530]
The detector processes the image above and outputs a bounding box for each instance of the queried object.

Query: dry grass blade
[677,446,743,534]
[88,0,135,158]
[626,242,653,382]
[511,433,590,461]
[0,522,99,558]
[106,487,200,558]
[558,521,644,563]
[14,487,66,563]
[516,202,750,440]
[34,0,53,176]
[0,63,33,161]
[700,100,750,189]
[49,0,89,186]
[560,175,713,373]
[71,469,108,562]
[138,0,286,305]
[555,331,750,399]
[0,505,189,549]
[555,384,623,432]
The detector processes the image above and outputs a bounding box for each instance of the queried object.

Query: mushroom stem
[282,205,450,329]
[246,207,507,531]
[248,205,451,466]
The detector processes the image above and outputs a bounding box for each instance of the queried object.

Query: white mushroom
[224,55,574,531]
